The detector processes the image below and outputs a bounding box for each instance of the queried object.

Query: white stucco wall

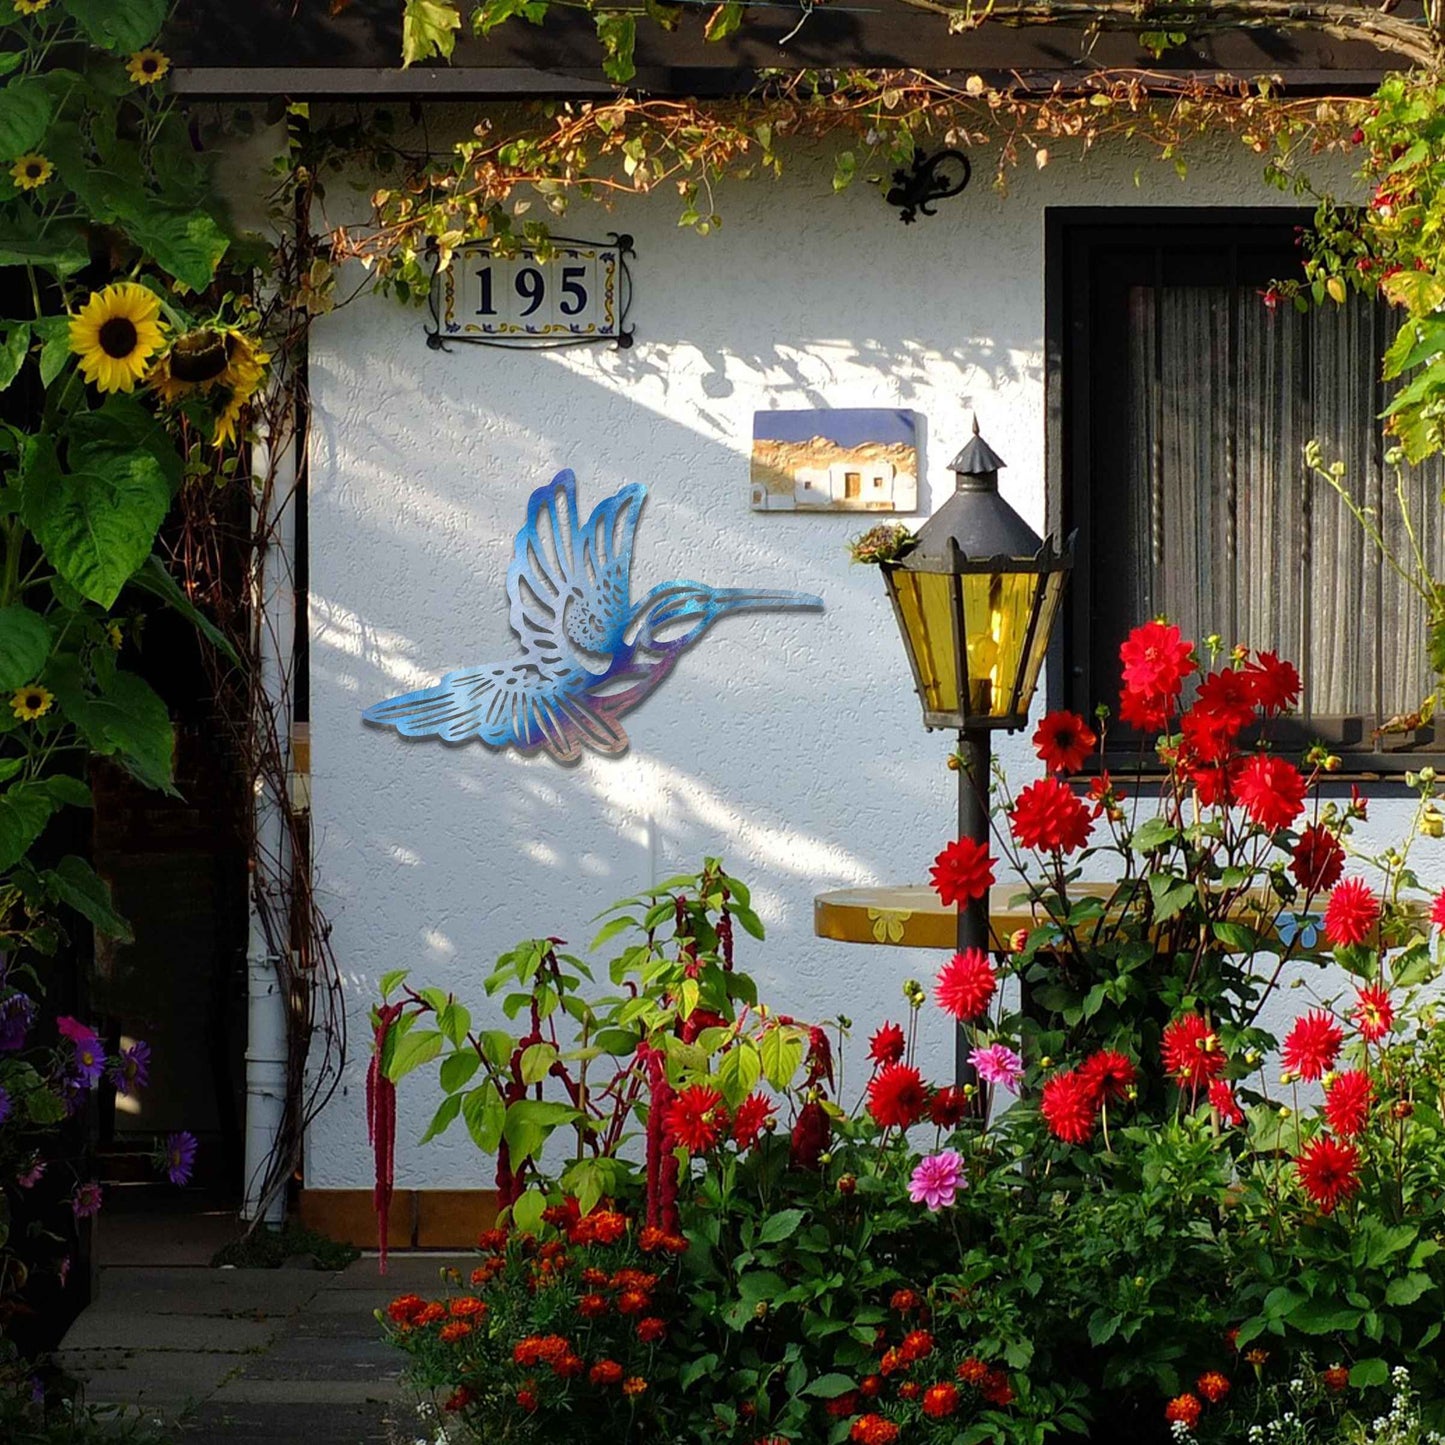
[305,129,1429,1191]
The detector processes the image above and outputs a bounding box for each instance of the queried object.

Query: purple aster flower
[0,991,37,1051]
[16,1158,44,1189]
[160,1131,197,1186]
[969,1041,1025,1094]
[108,1040,151,1095]
[71,1181,103,1219]
[907,1149,966,1211]
[0,1086,10,1125]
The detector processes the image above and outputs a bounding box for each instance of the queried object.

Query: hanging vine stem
[167,158,348,1233]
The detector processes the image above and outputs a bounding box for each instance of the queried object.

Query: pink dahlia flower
[969,1042,1024,1093]
[907,1150,965,1211]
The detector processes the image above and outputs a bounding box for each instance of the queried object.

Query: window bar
[1150,247,1165,589]
[1225,246,1239,646]
[1299,296,1314,718]
[1370,298,1385,743]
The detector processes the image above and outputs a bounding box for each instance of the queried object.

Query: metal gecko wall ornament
[363,470,825,764]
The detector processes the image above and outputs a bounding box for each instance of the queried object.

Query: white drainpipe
[241,375,296,1229]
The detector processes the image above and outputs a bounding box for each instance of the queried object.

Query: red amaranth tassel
[367,1003,403,1273]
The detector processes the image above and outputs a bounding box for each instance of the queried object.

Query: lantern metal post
[878,418,1074,1093]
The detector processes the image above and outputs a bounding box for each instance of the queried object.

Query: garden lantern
[880,420,1072,1085]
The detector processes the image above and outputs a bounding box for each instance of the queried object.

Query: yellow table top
[812,882,1328,953]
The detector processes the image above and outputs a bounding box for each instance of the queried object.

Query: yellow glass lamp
[881,420,1072,734]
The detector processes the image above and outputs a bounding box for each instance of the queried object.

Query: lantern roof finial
[948,419,1006,485]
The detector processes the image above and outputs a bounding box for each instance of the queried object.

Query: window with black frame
[1049,209,1445,770]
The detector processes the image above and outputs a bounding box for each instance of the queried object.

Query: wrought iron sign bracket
[425,233,635,351]
[885,150,972,224]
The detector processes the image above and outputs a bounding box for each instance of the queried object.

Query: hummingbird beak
[707,588,825,616]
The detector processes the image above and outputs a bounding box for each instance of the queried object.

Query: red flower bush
[1160,1014,1225,1091]
[1120,619,1195,702]
[1324,878,1379,948]
[1296,1134,1361,1214]
[1032,709,1098,773]
[1080,1049,1136,1106]
[867,1064,929,1130]
[731,1093,775,1150]
[1323,1069,1374,1139]
[1351,982,1394,1042]
[1291,824,1345,893]
[1233,754,1306,829]
[665,1085,728,1153]
[1040,1070,1097,1144]
[867,1022,906,1068]
[1282,1011,1343,1082]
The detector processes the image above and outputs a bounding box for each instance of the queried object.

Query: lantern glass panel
[1015,569,1067,717]
[891,570,959,715]
[962,571,1041,718]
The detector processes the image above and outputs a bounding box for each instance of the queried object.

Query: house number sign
[426,234,635,350]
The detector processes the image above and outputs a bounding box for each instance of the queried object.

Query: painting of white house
[750,408,920,512]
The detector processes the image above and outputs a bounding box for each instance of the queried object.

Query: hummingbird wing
[363,659,630,763]
[506,470,646,663]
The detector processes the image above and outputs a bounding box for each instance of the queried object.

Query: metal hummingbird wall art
[363,470,825,764]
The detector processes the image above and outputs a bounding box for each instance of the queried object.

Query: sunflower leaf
[0,605,52,691]
[20,435,169,609]
[123,206,229,293]
[0,78,54,160]
[60,0,168,52]
[0,781,57,871]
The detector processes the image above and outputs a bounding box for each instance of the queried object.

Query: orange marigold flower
[898,1381,921,1401]
[415,1302,446,1326]
[981,1369,1014,1407]
[477,1227,508,1252]
[1197,1371,1230,1403]
[879,1347,907,1376]
[636,1316,667,1343]
[922,1382,960,1418]
[1245,1348,1270,1367]
[443,1385,474,1412]
[1165,1394,1202,1429]
[386,1293,426,1324]
[622,1376,648,1398]
[449,1295,487,1317]
[438,1321,472,1343]
[578,1293,609,1318]
[957,1357,990,1385]
[517,1382,539,1412]
[611,1268,659,1292]
[826,1390,861,1418]
[859,1374,882,1397]
[1322,1364,1350,1392]
[554,1353,585,1378]
[900,1329,934,1362]
[849,1415,900,1445]
[616,1289,650,1316]
[581,1267,609,1286]
[589,1359,624,1386]
[889,1288,922,1314]
[638,1225,667,1252]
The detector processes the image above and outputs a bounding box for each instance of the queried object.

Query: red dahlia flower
[1291,824,1345,893]
[1234,754,1307,830]
[929,836,996,907]
[1119,685,1171,733]
[1040,1069,1097,1145]
[1032,709,1098,773]
[1282,1010,1343,1082]
[1323,1069,1373,1139]
[1244,650,1301,714]
[1009,776,1093,855]
[1295,1134,1361,1214]
[1432,888,1445,928]
[1192,668,1258,737]
[922,1382,960,1418]
[790,1099,830,1169]
[1080,1049,1136,1106]
[1208,1079,1244,1127]
[929,1086,970,1127]
[1160,1013,1226,1090]
[867,1063,929,1130]
[665,1084,728,1153]
[935,948,997,1022]
[1120,620,1195,701]
[731,1092,776,1150]
[1351,982,1394,1042]
[1323,878,1379,948]
[867,1022,906,1068]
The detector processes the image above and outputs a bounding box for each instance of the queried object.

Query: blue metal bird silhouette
[362,470,824,764]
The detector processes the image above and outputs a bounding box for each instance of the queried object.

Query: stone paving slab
[232,1334,403,1383]
[65,1349,243,1405]
[73,1266,329,1317]
[174,1398,400,1443]
[62,1310,281,1352]
[328,1254,471,1290]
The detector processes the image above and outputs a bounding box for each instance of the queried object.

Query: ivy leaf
[704,0,743,41]
[60,0,168,52]
[21,436,169,608]
[0,605,51,691]
[595,13,637,84]
[41,855,132,942]
[401,0,462,65]
[0,78,55,159]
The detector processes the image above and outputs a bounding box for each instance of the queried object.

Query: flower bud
[817,1151,832,1166]
[1421,766,1437,785]
[754,1300,769,1319]
[837,1173,857,1195]
[1040,1056,1053,1069]
[1009,928,1030,953]
[1421,810,1443,839]
[1279,1106,1292,1119]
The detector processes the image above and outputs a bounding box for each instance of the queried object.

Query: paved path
[57,1254,470,1443]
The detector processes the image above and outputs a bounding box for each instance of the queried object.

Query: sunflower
[105,621,123,651]
[11,684,53,721]
[69,283,166,394]
[10,153,52,191]
[125,49,170,86]
[13,0,52,14]
[149,327,269,445]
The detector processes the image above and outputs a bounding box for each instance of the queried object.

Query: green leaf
[386,1028,442,1081]
[1385,1272,1432,1306]
[70,395,184,497]
[803,1374,859,1399]
[0,325,30,393]
[1350,1358,1390,1388]
[757,1208,805,1245]
[0,780,56,870]
[125,208,230,294]
[704,0,743,40]
[126,556,238,663]
[61,0,168,50]
[379,968,409,998]
[0,211,87,276]
[1287,1298,1362,1334]
[759,1026,803,1090]
[1147,872,1195,923]
[419,1093,462,1144]
[42,774,92,808]
[594,13,636,84]
[91,668,175,792]
[32,316,70,388]
[1130,817,1177,853]
[462,1081,505,1152]
[679,1354,718,1390]
[510,1186,546,1235]
[0,605,51,690]
[520,1040,558,1084]
[24,1087,66,1124]
[437,1000,471,1046]
[438,1050,480,1094]
[42,855,131,941]
[714,1040,761,1108]
[402,0,462,64]
[0,78,55,159]
[736,1269,784,1306]
[21,437,169,609]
